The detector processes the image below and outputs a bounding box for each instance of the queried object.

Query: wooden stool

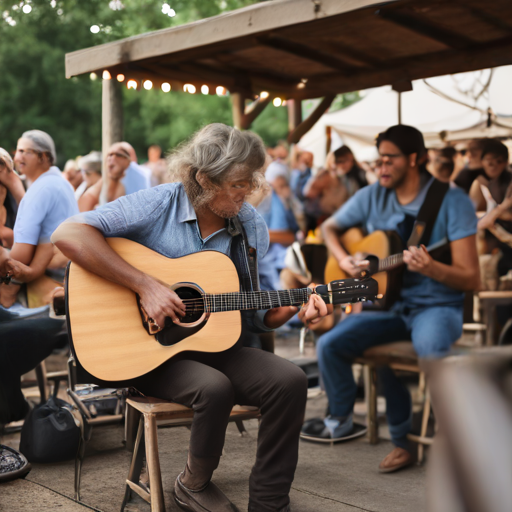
[356,341,433,463]
[121,396,261,512]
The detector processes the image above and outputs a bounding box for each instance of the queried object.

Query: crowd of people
[1,123,512,510]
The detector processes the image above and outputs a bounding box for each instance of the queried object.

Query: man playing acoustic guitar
[52,124,330,512]
[301,125,480,472]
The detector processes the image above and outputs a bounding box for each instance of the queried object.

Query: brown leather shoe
[174,473,241,512]
[378,446,416,473]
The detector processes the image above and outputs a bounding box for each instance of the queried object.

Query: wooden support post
[231,92,245,130]
[287,95,336,144]
[287,99,302,133]
[100,78,123,204]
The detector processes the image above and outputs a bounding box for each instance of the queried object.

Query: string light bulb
[143,80,153,90]
[273,97,282,107]
[117,74,125,82]
[183,84,196,94]
[102,70,112,80]
[161,82,171,93]
[260,91,269,99]
[127,79,138,90]
[90,73,98,81]
[201,85,209,95]
[216,86,227,96]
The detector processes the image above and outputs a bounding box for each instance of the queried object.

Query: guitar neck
[378,252,404,272]
[204,288,311,313]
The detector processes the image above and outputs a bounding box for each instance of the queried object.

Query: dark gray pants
[134,346,308,512]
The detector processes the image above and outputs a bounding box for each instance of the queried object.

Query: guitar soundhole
[174,286,205,324]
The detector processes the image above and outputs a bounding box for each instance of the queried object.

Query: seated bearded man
[52,124,331,512]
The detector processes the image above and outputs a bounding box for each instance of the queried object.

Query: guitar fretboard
[204,288,311,313]
[378,253,404,272]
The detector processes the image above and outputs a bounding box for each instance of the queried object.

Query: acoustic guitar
[66,238,378,381]
[324,228,449,307]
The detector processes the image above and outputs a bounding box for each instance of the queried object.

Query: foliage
[0,0,358,165]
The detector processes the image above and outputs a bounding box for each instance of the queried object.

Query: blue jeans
[316,304,463,448]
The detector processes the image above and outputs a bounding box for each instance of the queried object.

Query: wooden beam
[287,95,336,144]
[231,93,246,129]
[65,0,383,78]
[376,7,476,50]
[306,36,512,96]
[258,35,359,73]
[241,97,271,130]
[452,0,512,35]
[100,78,123,205]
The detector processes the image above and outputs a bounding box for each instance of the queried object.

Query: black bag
[19,394,82,463]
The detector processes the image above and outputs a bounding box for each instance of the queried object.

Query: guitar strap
[227,216,260,293]
[407,178,450,248]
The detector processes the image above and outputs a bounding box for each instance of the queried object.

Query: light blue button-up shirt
[65,182,271,331]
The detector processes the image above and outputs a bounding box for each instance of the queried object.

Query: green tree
[0,0,358,165]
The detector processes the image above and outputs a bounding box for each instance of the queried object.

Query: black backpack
[19,392,82,464]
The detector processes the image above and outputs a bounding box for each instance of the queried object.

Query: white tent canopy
[300,66,512,167]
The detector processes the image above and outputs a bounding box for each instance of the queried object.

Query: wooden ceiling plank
[65,0,386,78]
[306,36,512,95]
[257,35,359,73]
[376,7,476,50]
[451,0,512,35]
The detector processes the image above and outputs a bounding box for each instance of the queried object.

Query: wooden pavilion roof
[66,0,512,100]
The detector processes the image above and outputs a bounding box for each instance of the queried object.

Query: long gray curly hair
[167,123,268,208]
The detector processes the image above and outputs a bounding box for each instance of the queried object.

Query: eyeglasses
[107,151,129,159]
[15,148,41,157]
[457,149,467,156]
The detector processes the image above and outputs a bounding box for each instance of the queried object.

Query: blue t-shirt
[65,183,271,331]
[14,168,79,245]
[332,176,477,307]
[121,162,151,196]
[257,190,299,290]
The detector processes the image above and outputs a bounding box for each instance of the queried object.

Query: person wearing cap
[0,130,78,309]
[301,125,480,472]
[0,130,78,425]
[105,141,151,202]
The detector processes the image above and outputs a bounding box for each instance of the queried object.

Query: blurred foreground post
[427,347,512,512]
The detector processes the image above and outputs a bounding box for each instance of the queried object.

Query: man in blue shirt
[52,124,330,512]
[105,142,151,202]
[301,125,480,473]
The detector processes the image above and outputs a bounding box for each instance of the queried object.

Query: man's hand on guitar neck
[403,245,433,275]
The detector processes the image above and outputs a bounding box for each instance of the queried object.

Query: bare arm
[1,243,54,282]
[0,167,25,206]
[51,222,186,326]
[403,235,480,291]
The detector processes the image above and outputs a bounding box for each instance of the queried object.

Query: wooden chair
[355,341,433,463]
[121,396,261,512]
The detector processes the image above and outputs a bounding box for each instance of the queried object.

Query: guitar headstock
[314,277,379,305]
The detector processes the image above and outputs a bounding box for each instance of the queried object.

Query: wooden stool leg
[144,413,165,512]
[121,415,146,511]
[364,365,379,444]
[125,404,142,453]
[35,362,48,403]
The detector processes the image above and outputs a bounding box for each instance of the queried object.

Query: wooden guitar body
[67,238,242,382]
[324,228,404,306]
